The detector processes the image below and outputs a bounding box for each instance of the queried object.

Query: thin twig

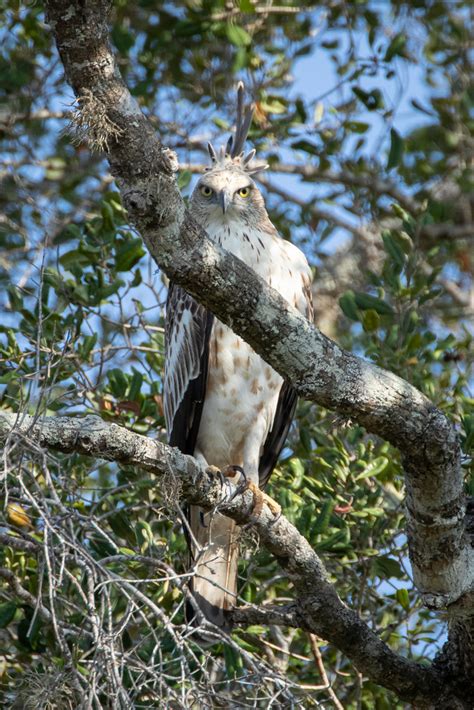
[308,633,345,710]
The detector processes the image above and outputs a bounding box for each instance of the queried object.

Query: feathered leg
[185,455,279,632]
[184,455,240,631]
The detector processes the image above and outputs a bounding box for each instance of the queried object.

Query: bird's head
[191,165,266,222]
[189,82,268,225]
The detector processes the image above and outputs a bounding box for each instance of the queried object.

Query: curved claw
[220,468,281,518]
[224,465,245,479]
[217,469,228,488]
[223,465,248,500]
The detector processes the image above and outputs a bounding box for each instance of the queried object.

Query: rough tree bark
[0,411,449,706]
[4,0,468,705]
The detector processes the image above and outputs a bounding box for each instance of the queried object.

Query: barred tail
[187,506,239,631]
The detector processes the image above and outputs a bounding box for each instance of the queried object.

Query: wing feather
[164,283,213,454]
[258,265,314,488]
[258,381,297,489]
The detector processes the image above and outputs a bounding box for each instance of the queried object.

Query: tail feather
[188,505,239,631]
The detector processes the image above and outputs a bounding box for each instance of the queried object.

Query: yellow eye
[238,187,251,198]
[200,185,213,198]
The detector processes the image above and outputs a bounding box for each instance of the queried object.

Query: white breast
[195,220,310,479]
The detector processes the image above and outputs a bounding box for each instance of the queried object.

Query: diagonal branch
[0,409,444,705]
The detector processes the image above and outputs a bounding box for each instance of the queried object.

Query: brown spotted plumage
[164,83,313,633]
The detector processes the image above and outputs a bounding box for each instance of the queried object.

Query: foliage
[0,1,472,708]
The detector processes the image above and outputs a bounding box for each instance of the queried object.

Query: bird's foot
[221,467,281,519]
[208,465,241,502]
[247,481,281,519]
[222,465,249,501]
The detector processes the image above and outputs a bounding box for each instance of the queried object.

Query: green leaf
[226,24,251,47]
[109,511,136,545]
[316,528,350,552]
[108,368,129,398]
[354,292,394,316]
[178,170,192,190]
[461,414,474,454]
[96,281,125,302]
[291,140,319,155]
[382,231,405,272]
[80,333,98,360]
[392,230,413,254]
[391,203,416,231]
[60,248,90,269]
[353,87,384,111]
[385,33,407,62]
[355,456,389,481]
[346,121,369,134]
[396,588,410,611]
[112,26,135,53]
[17,612,44,651]
[387,128,404,170]
[363,507,385,517]
[260,97,287,115]
[174,21,204,38]
[135,521,154,551]
[339,290,359,321]
[372,556,404,579]
[313,102,324,124]
[130,268,142,288]
[0,372,17,384]
[115,237,145,272]
[294,98,307,123]
[289,458,305,485]
[0,601,17,628]
[362,309,380,332]
[313,499,334,534]
[8,285,24,311]
[101,201,116,230]
[223,643,244,675]
[128,370,143,401]
[299,427,312,454]
[89,535,117,557]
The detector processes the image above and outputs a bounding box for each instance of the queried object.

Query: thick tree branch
[0,410,445,705]
[43,0,469,614]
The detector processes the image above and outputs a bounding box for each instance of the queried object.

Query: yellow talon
[247,481,281,518]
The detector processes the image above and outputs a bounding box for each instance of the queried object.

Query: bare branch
[231,603,304,630]
[0,410,444,705]
[210,6,307,21]
[308,634,344,710]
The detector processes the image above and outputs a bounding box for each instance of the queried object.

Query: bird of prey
[164,83,313,632]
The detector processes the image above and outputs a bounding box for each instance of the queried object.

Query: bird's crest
[205,82,268,176]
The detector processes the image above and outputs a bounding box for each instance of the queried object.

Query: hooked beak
[219,190,231,214]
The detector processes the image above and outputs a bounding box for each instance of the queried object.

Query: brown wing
[258,382,297,488]
[164,283,213,454]
[258,267,314,488]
